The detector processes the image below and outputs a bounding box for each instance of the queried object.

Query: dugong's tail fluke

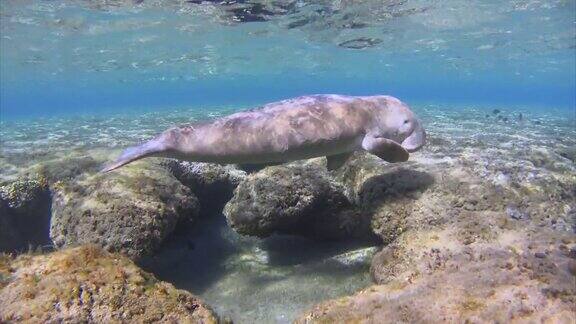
[101,138,167,173]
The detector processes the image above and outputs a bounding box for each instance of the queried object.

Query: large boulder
[50,160,199,260]
[334,153,435,206]
[165,160,246,216]
[334,152,436,243]
[0,178,52,253]
[224,162,375,240]
[24,154,102,185]
[0,245,218,323]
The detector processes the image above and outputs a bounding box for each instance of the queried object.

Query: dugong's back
[102,94,427,172]
[183,95,374,163]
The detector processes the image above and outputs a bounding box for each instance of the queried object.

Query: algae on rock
[24,154,102,185]
[224,163,375,241]
[298,228,576,324]
[50,160,200,260]
[0,245,218,323]
[296,137,576,323]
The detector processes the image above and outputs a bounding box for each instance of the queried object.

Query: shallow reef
[0,104,574,322]
[298,164,576,322]
[298,232,575,323]
[0,245,218,323]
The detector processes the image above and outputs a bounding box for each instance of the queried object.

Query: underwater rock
[297,141,576,323]
[334,152,435,243]
[0,212,22,254]
[24,155,102,184]
[165,160,246,216]
[492,109,501,114]
[299,229,576,323]
[297,151,576,323]
[224,163,373,240]
[0,178,52,253]
[0,245,218,323]
[50,160,199,260]
[335,152,434,205]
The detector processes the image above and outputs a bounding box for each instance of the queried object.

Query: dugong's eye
[403,119,409,124]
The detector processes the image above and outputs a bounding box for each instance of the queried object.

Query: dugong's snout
[401,118,426,153]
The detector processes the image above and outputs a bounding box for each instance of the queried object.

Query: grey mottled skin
[102,94,426,172]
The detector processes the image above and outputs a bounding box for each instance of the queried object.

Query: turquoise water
[1,0,574,120]
[1,1,575,323]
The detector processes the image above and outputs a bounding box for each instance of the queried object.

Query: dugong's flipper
[362,133,409,163]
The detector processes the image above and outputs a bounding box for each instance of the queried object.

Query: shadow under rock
[138,214,243,294]
[139,212,379,295]
[357,167,436,208]
[0,187,53,254]
[259,234,377,267]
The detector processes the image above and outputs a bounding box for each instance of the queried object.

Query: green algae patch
[0,245,218,323]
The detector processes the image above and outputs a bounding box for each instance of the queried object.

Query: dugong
[102,95,426,172]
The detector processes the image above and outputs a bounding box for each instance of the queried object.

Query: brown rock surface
[224,161,374,240]
[0,245,218,323]
[298,226,575,323]
[50,160,200,260]
[298,127,576,323]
